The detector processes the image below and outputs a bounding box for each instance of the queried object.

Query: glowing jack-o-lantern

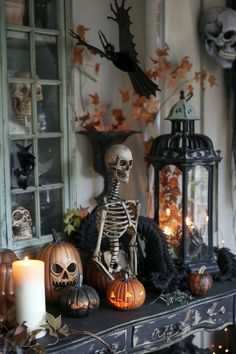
[37,229,83,303]
[106,273,146,310]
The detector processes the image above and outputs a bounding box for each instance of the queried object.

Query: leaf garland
[72,25,217,131]
[0,312,115,354]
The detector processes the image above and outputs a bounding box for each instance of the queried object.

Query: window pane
[5,0,29,26]
[35,0,58,29]
[36,34,58,80]
[11,192,35,241]
[10,140,35,190]
[187,166,209,262]
[7,31,30,75]
[9,80,33,134]
[159,165,183,261]
[38,138,61,185]
[40,189,62,235]
[37,86,60,132]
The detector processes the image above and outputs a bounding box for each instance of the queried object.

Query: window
[0,0,75,250]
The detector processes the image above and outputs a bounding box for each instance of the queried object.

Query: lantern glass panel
[159,164,182,260]
[187,165,209,262]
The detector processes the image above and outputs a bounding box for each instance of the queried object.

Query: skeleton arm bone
[93,206,115,281]
[127,200,141,275]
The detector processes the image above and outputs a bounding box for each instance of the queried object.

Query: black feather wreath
[214,247,236,280]
[72,211,189,293]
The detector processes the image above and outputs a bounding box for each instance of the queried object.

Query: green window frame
[0,0,76,251]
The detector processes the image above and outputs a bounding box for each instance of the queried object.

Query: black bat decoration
[70,0,160,98]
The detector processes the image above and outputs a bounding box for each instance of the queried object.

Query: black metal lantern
[148,92,221,272]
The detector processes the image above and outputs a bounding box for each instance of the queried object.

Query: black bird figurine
[70,0,160,98]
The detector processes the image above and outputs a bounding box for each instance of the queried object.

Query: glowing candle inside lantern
[12,257,46,336]
[166,208,171,217]
[163,226,171,236]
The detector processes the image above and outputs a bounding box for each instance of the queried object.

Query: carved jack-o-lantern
[37,230,83,303]
[106,273,146,310]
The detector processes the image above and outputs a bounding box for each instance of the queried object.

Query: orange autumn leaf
[76,25,90,40]
[133,96,147,107]
[89,92,100,105]
[161,58,172,69]
[169,177,178,188]
[79,113,90,125]
[73,46,84,65]
[120,89,130,103]
[155,67,166,78]
[94,63,101,75]
[132,106,142,119]
[156,48,169,57]
[186,84,194,96]
[140,111,155,124]
[208,75,217,87]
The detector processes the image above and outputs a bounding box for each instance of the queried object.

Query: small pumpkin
[37,229,83,303]
[60,273,100,317]
[0,248,18,296]
[106,273,146,310]
[187,266,213,296]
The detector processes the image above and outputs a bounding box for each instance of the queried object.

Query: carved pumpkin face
[38,230,83,303]
[106,274,146,310]
[60,274,100,318]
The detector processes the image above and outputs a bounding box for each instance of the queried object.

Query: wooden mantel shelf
[45,280,236,354]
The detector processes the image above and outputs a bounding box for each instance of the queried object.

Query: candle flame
[163,226,171,236]
[166,208,171,217]
[186,216,191,226]
[206,215,209,223]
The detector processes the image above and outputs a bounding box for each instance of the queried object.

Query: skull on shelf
[105,144,133,183]
[12,206,33,240]
[10,72,43,125]
[199,7,236,68]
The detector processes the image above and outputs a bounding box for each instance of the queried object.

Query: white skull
[199,7,236,68]
[12,206,32,240]
[105,144,133,183]
[10,72,43,123]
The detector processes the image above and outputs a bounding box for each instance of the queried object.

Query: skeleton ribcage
[96,200,137,269]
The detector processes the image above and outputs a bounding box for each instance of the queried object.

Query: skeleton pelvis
[102,250,131,273]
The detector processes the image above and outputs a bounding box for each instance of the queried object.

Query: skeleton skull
[50,261,78,290]
[12,206,32,240]
[105,144,133,183]
[199,7,236,68]
[10,72,43,124]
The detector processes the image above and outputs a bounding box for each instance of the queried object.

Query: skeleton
[93,144,141,281]
[10,71,43,128]
[199,7,236,68]
[12,206,32,240]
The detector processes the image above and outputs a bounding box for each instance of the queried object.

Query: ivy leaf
[46,313,62,331]
[64,224,75,236]
[13,322,28,347]
[58,324,70,337]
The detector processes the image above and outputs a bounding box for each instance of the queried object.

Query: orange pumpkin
[187,266,213,296]
[0,249,18,326]
[84,255,123,296]
[0,248,18,296]
[106,273,146,310]
[38,229,83,303]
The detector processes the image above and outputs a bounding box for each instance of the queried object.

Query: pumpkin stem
[75,273,83,288]
[51,229,61,244]
[124,273,129,283]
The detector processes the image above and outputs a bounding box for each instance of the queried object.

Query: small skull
[199,7,236,68]
[50,261,78,290]
[10,72,43,124]
[12,206,32,240]
[105,144,133,183]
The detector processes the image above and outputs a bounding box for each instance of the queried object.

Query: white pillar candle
[12,258,46,334]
